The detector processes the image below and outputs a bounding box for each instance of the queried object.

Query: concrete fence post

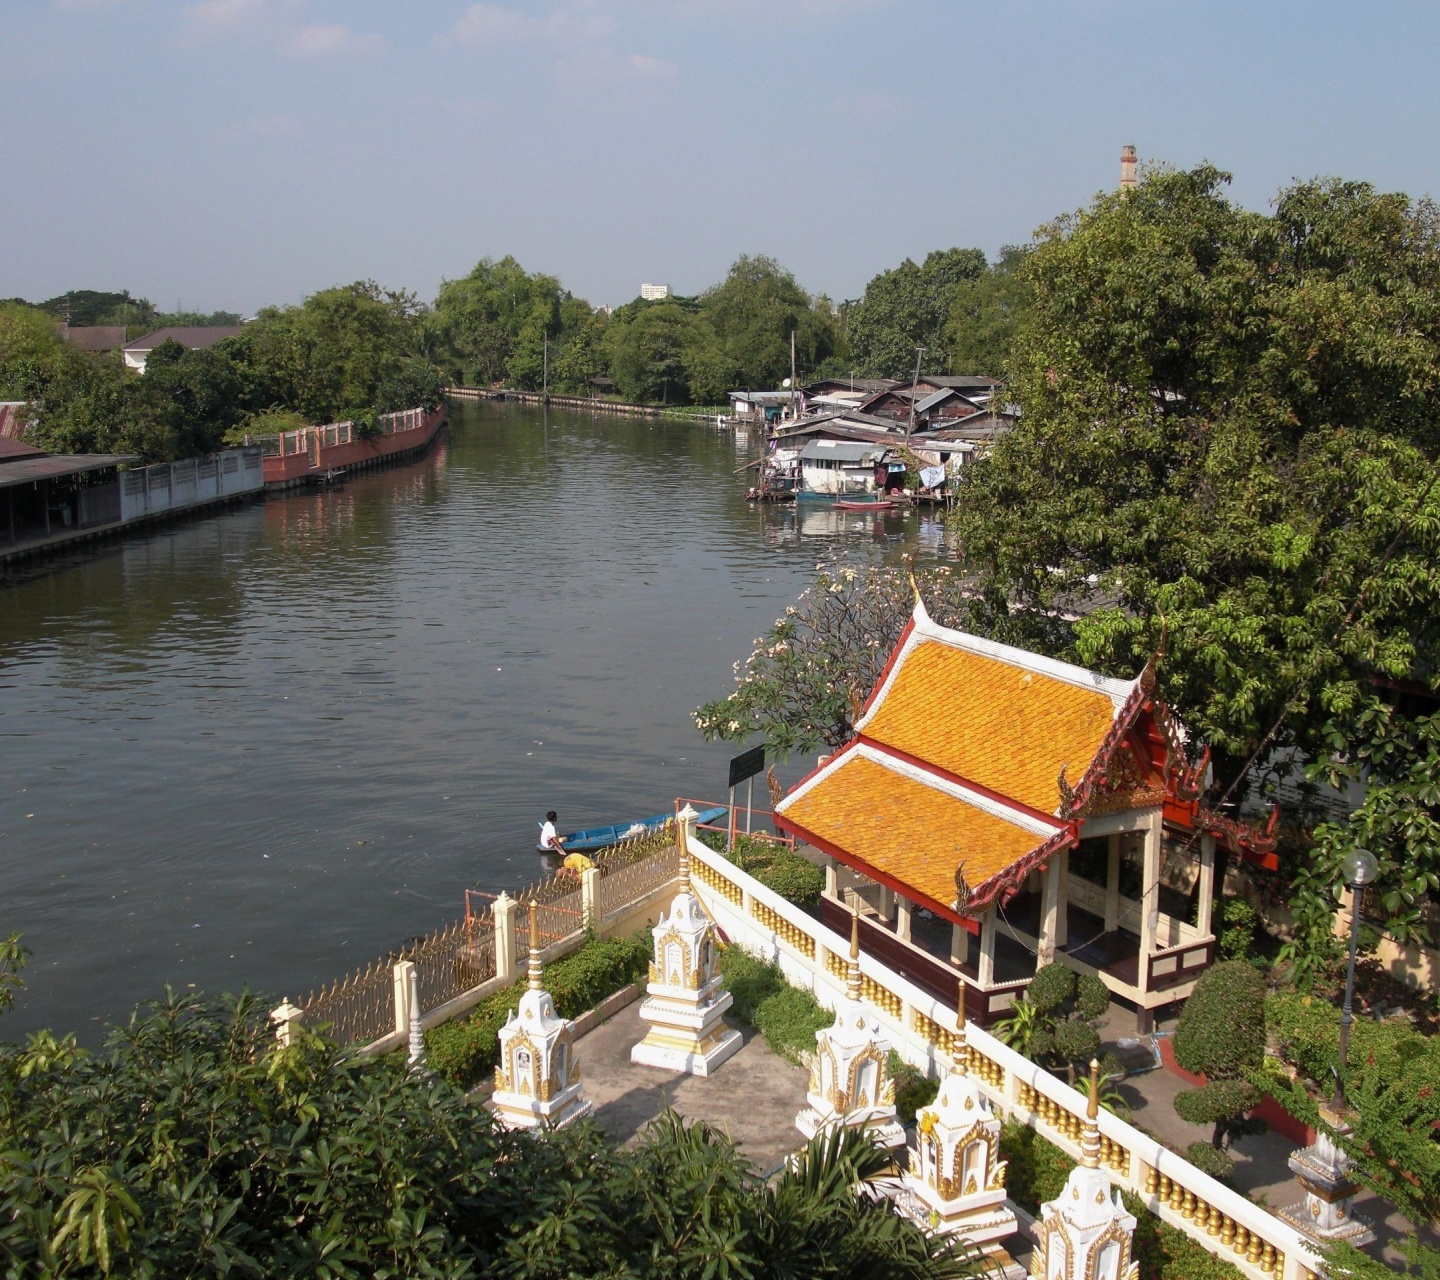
[393,959,416,1037]
[270,998,303,1047]
[494,891,517,985]
[581,867,601,931]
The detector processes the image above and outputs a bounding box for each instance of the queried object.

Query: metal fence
[299,956,395,1046]
[299,824,685,1046]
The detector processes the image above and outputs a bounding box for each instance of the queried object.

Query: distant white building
[640,283,671,301]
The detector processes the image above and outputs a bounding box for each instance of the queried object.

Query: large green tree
[701,254,837,389]
[946,245,1033,376]
[847,248,986,378]
[953,166,1440,793]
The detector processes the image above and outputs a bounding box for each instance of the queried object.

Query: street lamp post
[1333,847,1379,1113]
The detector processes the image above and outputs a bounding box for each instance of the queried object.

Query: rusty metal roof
[0,455,133,490]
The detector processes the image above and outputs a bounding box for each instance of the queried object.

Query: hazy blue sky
[5,0,1439,314]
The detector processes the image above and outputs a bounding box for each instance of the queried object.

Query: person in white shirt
[537,810,565,855]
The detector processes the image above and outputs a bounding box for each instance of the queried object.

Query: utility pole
[907,345,926,440]
[790,329,797,421]
[543,335,549,401]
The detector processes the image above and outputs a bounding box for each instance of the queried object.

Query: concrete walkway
[575,1000,812,1174]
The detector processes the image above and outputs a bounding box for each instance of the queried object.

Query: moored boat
[833,498,897,511]
[559,804,727,853]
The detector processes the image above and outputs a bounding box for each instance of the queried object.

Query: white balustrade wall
[684,833,1318,1280]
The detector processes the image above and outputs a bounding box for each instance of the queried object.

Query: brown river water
[0,400,951,1040]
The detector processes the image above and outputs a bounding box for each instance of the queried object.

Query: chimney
[1120,145,1137,193]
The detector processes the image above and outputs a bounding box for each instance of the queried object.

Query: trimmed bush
[889,1050,940,1125]
[1173,961,1266,1078]
[425,930,651,1089]
[1183,1141,1236,1182]
[998,1121,1074,1213]
[699,832,826,907]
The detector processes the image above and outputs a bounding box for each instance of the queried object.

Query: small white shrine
[631,844,742,1076]
[900,997,1017,1245]
[489,903,592,1131]
[1031,1062,1138,1280]
[796,907,905,1149]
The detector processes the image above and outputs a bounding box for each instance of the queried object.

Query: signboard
[727,745,766,789]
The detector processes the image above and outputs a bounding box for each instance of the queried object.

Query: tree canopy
[953,166,1440,796]
[847,248,986,379]
[0,972,976,1279]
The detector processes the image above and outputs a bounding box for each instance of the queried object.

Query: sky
[4,0,1440,315]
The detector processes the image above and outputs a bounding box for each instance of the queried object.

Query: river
[0,400,951,1040]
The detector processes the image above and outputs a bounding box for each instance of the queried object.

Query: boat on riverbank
[833,498,897,512]
[561,805,727,853]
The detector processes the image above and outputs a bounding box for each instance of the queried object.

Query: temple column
[824,856,838,900]
[1055,849,1070,949]
[977,909,997,987]
[895,895,912,943]
[1037,856,1062,967]
[1135,809,1164,1028]
[950,922,969,967]
[1104,834,1121,932]
[1195,834,1217,939]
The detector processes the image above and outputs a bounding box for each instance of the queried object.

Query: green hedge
[1000,1124,1245,1280]
[718,945,831,1064]
[701,832,826,908]
[426,930,651,1088]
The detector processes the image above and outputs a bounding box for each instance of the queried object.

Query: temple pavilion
[774,597,1276,1030]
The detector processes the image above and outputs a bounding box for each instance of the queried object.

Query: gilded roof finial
[678,846,692,895]
[846,901,862,1000]
[1080,1057,1102,1168]
[953,988,969,1076]
[527,900,543,991]
[908,562,922,608]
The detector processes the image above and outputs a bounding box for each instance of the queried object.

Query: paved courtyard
[574,997,812,1174]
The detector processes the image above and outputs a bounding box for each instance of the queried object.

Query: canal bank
[0,399,950,1041]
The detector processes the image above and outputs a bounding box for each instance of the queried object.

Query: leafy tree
[693,562,980,760]
[374,357,447,413]
[847,248,986,378]
[142,338,245,456]
[701,254,837,389]
[946,245,1033,375]
[607,302,696,404]
[953,166,1440,801]
[1171,961,1268,1177]
[0,968,977,1278]
[1002,963,1111,1084]
[433,256,568,389]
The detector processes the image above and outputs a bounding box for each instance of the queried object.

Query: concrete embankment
[262,406,448,490]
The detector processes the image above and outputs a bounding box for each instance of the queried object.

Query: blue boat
[559,805,728,853]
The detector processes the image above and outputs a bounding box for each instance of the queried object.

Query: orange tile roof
[781,753,1050,910]
[861,638,1120,814]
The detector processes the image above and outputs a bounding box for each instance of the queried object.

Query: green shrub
[1218,897,1259,962]
[755,986,832,1065]
[1123,1190,1247,1280]
[425,930,651,1088]
[999,1121,1075,1213]
[1183,1140,1236,1182]
[888,1050,939,1125]
[1174,961,1265,1079]
[719,945,831,1064]
[745,848,825,907]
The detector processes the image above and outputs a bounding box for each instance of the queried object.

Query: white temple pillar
[895,895,912,942]
[392,959,415,1036]
[1037,857,1062,967]
[270,998,302,1047]
[977,909,997,987]
[877,884,895,923]
[950,922,970,967]
[1136,810,1163,995]
[1055,850,1070,948]
[494,891,517,986]
[1195,834,1216,938]
[824,855,838,899]
[1104,835,1121,932]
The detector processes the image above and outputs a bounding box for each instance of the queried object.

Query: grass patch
[425,929,651,1089]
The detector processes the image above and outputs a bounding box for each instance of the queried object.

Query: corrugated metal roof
[799,440,887,463]
[0,455,132,490]
[0,437,46,463]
